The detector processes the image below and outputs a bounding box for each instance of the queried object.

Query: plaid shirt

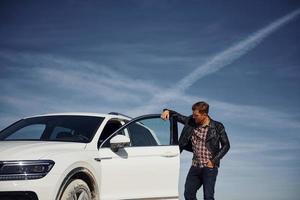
[191,125,212,168]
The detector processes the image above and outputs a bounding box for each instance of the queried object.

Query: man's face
[192,109,207,125]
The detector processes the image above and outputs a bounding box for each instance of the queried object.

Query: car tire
[60,179,92,200]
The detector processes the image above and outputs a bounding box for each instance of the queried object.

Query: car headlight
[0,160,55,181]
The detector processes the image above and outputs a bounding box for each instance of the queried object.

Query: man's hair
[192,101,209,114]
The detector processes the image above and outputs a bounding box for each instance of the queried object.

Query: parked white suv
[0,112,180,200]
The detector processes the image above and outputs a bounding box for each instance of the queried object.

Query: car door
[98,114,180,200]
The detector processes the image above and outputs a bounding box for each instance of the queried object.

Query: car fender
[54,162,100,200]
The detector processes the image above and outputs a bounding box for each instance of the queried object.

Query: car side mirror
[110,135,130,152]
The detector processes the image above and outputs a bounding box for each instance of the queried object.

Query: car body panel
[99,146,179,199]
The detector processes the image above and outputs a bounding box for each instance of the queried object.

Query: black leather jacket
[168,110,230,167]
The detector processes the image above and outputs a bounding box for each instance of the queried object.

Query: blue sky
[1,0,300,199]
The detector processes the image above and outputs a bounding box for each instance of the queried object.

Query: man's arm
[160,109,189,124]
[211,123,230,164]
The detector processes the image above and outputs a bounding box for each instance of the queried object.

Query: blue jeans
[184,166,218,200]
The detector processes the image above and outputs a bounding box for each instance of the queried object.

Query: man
[161,101,230,200]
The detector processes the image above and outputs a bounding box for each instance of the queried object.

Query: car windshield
[0,115,104,143]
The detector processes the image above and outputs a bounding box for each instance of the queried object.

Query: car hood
[0,141,86,160]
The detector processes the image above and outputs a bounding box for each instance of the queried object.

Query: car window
[6,124,46,140]
[50,126,73,140]
[0,116,104,143]
[99,120,125,148]
[127,123,158,146]
[98,115,177,148]
[126,118,170,146]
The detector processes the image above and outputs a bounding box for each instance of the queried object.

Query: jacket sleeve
[163,109,189,125]
[212,123,230,164]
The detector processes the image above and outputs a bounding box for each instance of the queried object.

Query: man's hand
[160,110,170,120]
[207,160,214,168]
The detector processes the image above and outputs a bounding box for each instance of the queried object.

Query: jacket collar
[206,118,217,141]
[187,115,215,128]
[208,117,216,129]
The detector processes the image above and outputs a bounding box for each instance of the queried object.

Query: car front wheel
[60,179,92,200]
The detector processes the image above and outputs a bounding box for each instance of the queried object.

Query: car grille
[0,192,38,200]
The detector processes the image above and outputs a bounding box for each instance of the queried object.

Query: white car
[0,112,180,200]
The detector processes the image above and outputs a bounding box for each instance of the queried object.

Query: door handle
[94,157,112,162]
[161,152,178,158]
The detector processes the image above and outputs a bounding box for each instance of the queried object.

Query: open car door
[98,114,180,200]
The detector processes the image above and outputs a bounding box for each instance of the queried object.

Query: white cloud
[175,8,300,92]
[131,8,300,116]
[1,51,300,131]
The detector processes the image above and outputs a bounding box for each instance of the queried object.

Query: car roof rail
[108,112,132,119]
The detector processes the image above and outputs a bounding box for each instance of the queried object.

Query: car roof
[25,112,131,120]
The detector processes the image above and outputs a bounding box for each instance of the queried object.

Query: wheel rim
[77,190,89,200]
[71,189,90,200]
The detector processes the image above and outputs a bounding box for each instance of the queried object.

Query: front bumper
[0,174,61,200]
